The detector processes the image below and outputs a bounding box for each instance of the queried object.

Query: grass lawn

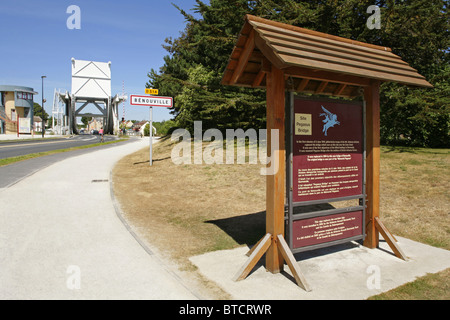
[379,146,449,250]
[112,136,449,300]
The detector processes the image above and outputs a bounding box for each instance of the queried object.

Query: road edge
[108,167,206,300]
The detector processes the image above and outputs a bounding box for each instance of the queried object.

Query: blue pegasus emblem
[319,106,340,136]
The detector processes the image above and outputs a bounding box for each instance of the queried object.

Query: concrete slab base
[190,236,450,300]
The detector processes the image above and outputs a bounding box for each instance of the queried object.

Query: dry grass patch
[379,146,449,250]
[112,136,266,264]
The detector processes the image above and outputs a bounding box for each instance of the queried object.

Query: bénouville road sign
[130,94,173,107]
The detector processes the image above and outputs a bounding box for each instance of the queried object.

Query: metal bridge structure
[54,58,126,135]
[51,88,69,135]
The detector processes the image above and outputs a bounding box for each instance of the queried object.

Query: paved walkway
[0,138,199,299]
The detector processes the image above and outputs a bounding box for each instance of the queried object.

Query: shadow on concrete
[206,203,367,265]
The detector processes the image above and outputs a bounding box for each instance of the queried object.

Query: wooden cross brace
[233,233,312,292]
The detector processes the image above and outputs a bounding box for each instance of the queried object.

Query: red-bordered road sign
[130,95,173,107]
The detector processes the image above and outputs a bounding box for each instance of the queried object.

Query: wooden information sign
[286,95,366,252]
[222,14,430,291]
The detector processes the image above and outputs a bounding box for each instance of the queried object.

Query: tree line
[147,0,449,147]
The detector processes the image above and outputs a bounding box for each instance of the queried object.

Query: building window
[16,92,32,100]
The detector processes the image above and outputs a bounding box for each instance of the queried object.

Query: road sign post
[149,106,153,165]
[130,94,173,166]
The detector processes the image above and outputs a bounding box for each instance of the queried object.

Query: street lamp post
[41,76,46,138]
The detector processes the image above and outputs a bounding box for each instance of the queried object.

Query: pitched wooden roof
[222,15,432,97]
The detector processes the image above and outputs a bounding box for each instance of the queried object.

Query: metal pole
[149,106,153,166]
[41,76,46,138]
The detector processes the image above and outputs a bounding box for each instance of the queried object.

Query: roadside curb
[108,155,205,300]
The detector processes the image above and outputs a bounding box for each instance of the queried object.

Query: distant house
[0,85,38,134]
[134,120,147,135]
[125,120,134,129]
[134,120,156,136]
[33,116,43,132]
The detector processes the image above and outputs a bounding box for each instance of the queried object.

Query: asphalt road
[0,134,116,159]
[0,136,141,189]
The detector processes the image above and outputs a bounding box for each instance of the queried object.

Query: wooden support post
[233,233,272,282]
[363,80,381,249]
[236,234,311,291]
[374,217,408,260]
[363,81,407,259]
[265,65,286,273]
[233,64,309,291]
[276,235,311,291]
[246,235,264,257]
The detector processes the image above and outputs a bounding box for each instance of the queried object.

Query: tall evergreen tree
[148,0,448,146]
[147,0,267,133]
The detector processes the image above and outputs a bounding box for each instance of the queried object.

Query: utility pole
[41,76,46,138]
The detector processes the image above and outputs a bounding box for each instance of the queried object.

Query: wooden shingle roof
[222,15,432,97]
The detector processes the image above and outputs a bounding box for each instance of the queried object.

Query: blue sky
[0,0,201,122]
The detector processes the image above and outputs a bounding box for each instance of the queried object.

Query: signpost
[130,95,172,107]
[130,93,173,166]
[18,118,31,134]
[287,95,365,252]
[222,14,426,291]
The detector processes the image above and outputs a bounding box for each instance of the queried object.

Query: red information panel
[293,211,363,249]
[293,98,363,203]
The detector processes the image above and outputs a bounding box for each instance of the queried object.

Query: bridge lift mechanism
[57,58,126,135]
